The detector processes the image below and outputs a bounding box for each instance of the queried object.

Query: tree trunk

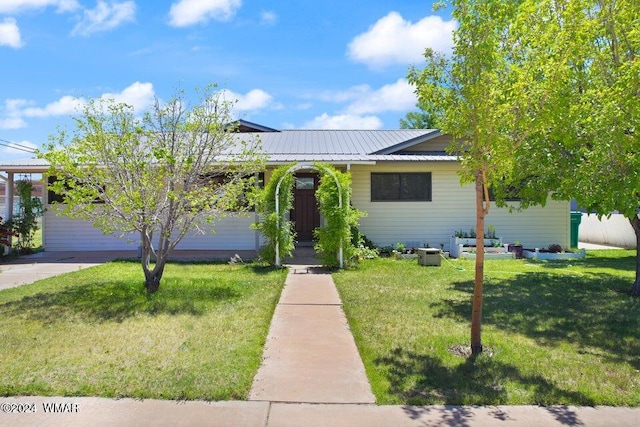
[140,231,167,294]
[144,264,165,293]
[471,173,485,355]
[630,216,640,297]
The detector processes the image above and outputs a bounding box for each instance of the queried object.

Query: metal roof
[255,129,442,155]
[0,129,457,172]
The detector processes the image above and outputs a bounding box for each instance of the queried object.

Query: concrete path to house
[1,247,639,426]
[248,247,375,404]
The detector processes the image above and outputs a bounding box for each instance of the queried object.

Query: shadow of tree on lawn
[0,278,240,323]
[433,272,640,369]
[376,347,595,407]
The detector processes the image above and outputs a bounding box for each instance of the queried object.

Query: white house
[0,122,570,253]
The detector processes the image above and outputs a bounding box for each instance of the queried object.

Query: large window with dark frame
[371,172,432,202]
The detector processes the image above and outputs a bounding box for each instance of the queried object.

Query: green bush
[252,164,296,265]
[313,163,369,267]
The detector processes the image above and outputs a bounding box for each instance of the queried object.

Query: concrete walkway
[249,252,375,404]
[1,248,639,426]
[2,396,639,427]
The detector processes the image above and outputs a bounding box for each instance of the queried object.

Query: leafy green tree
[408,1,520,354]
[508,0,640,295]
[399,107,436,129]
[42,85,265,293]
[10,179,44,254]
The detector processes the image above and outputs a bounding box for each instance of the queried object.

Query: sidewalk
[1,249,639,426]
[2,396,638,427]
[248,252,375,403]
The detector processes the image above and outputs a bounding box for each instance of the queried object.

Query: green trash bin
[570,211,583,248]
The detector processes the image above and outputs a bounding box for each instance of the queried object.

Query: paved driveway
[0,250,258,291]
[0,251,130,291]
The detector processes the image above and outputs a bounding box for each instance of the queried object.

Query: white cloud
[168,0,241,27]
[314,79,416,115]
[347,12,456,68]
[0,0,80,14]
[302,113,383,130]
[99,81,155,111]
[221,88,273,113]
[71,1,136,36]
[260,10,277,25]
[0,117,27,129]
[2,82,155,129]
[2,139,37,154]
[317,85,371,103]
[0,18,24,49]
[346,78,416,115]
[0,99,29,129]
[22,95,86,117]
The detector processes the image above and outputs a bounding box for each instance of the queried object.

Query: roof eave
[371,129,442,155]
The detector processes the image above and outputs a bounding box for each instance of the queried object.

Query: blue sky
[0,0,455,161]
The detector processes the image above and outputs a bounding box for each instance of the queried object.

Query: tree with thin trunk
[508,0,640,295]
[42,85,265,293]
[408,1,520,355]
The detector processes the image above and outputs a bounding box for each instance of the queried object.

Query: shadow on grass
[433,272,640,369]
[400,404,585,427]
[0,279,240,323]
[114,258,280,276]
[376,347,595,409]
[524,253,636,272]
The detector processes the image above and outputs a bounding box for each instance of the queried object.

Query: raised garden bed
[459,251,515,260]
[393,251,418,260]
[523,248,586,260]
[450,236,504,258]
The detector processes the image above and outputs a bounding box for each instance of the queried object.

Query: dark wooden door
[291,173,320,242]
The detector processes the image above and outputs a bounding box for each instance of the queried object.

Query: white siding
[42,162,570,252]
[44,209,137,251]
[350,163,570,250]
[579,213,635,248]
[402,135,452,152]
[44,207,258,251]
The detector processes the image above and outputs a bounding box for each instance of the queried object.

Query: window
[371,172,432,201]
[488,185,521,202]
[47,175,105,204]
[295,177,315,190]
[196,172,264,211]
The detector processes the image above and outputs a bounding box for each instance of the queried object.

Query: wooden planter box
[523,248,586,260]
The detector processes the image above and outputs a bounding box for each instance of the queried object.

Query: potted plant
[507,241,523,259]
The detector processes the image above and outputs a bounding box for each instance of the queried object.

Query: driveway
[0,251,129,291]
[0,250,258,291]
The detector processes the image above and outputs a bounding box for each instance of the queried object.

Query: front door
[291,173,320,242]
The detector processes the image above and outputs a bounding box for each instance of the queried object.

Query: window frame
[370,172,432,202]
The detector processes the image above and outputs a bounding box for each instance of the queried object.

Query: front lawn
[0,260,287,400]
[333,250,640,406]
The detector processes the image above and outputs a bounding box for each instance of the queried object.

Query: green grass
[333,250,640,406]
[0,260,287,400]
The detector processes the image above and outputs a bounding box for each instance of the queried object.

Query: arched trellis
[274,162,344,268]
